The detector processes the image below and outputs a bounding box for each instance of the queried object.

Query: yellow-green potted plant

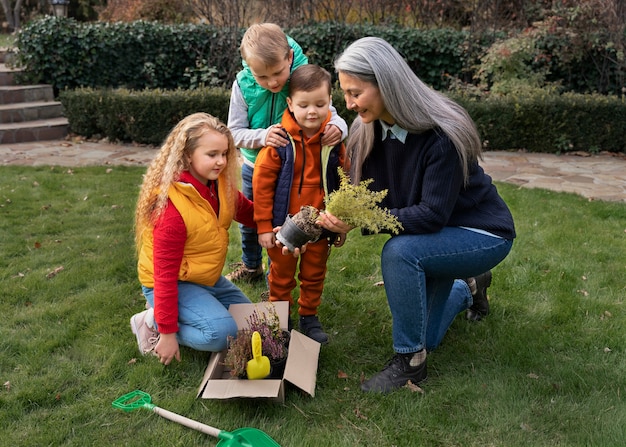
[276,169,402,250]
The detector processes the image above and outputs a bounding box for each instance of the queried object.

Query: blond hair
[240,23,291,66]
[134,112,239,250]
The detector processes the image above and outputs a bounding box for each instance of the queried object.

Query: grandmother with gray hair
[318,37,516,393]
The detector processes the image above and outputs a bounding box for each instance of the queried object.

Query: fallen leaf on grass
[577,289,589,297]
[106,168,113,173]
[128,358,137,365]
[604,347,612,353]
[405,380,425,393]
[34,242,41,249]
[46,266,64,279]
[354,407,368,420]
[527,373,539,379]
[3,381,10,391]
[337,370,348,379]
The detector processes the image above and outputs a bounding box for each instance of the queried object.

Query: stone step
[0,63,20,86]
[0,48,69,144]
[0,101,65,123]
[0,117,69,144]
[0,84,55,104]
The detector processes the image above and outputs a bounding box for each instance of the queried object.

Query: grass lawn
[1,165,625,446]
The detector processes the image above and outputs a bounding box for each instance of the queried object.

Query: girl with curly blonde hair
[131,112,254,366]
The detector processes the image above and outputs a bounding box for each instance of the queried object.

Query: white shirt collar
[379,120,408,144]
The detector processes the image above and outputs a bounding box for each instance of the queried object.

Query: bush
[59,87,230,145]
[457,91,626,153]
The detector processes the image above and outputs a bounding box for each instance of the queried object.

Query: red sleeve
[152,200,186,334]
[235,191,256,229]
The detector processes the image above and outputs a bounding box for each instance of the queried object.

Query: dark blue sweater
[359,125,516,240]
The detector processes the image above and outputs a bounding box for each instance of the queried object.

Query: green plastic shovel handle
[112,390,281,446]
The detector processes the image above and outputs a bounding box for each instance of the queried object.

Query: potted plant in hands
[276,169,403,251]
[222,305,289,379]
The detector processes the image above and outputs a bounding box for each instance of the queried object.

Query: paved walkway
[1,138,625,203]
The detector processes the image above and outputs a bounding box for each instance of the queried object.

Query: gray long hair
[334,36,482,183]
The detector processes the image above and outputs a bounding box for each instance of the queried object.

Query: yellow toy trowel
[246,331,270,380]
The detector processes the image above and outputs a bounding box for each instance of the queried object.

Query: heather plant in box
[222,304,289,378]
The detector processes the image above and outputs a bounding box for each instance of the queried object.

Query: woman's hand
[155,332,181,366]
[317,211,354,234]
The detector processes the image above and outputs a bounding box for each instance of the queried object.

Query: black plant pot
[276,214,316,251]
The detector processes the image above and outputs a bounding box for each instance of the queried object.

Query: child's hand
[321,124,342,146]
[258,232,276,248]
[272,226,307,256]
[155,333,181,366]
[265,124,288,148]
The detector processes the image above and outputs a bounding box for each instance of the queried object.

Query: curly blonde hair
[134,112,239,250]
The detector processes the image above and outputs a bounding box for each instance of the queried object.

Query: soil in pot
[276,205,323,251]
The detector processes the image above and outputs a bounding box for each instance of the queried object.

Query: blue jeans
[380,227,513,353]
[142,277,251,352]
[240,163,263,269]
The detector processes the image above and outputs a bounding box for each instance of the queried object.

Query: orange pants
[267,238,331,316]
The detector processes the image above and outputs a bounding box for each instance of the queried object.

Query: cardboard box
[197,301,321,403]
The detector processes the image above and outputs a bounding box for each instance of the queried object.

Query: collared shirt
[379,120,408,144]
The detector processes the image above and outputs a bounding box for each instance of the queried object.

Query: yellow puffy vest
[138,180,235,288]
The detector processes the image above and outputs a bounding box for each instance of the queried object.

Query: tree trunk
[0,0,24,32]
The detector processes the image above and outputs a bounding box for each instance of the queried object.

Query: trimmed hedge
[458,92,626,153]
[14,17,485,93]
[59,87,230,145]
[60,87,626,154]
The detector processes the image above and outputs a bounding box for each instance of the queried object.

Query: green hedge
[60,87,626,154]
[459,92,626,153]
[59,87,230,145]
[16,17,625,96]
[14,17,483,92]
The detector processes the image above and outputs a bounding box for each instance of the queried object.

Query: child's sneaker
[225,262,264,283]
[130,308,159,355]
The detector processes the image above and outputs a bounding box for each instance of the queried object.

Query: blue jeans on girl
[142,277,251,352]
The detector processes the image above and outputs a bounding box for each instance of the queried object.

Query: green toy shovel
[112,390,281,447]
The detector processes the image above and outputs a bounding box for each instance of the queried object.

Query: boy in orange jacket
[252,65,347,344]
